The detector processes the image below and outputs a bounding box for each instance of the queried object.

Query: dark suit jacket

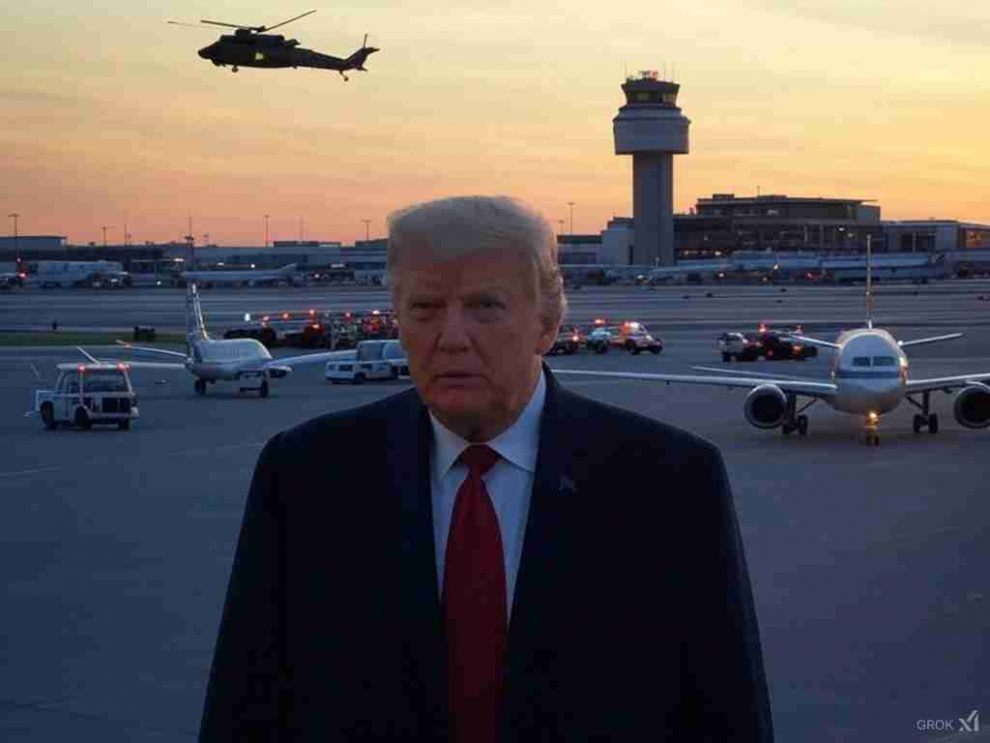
[200,366,773,741]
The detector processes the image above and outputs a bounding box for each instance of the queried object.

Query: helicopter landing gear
[232,65,239,73]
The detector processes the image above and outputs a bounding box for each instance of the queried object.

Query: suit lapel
[384,390,448,736]
[501,366,582,739]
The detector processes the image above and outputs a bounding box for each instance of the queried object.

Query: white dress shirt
[429,368,546,619]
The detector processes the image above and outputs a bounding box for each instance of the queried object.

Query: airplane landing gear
[908,391,938,434]
[194,378,206,396]
[232,65,239,73]
[780,395,811,438]
[339,71,349,81]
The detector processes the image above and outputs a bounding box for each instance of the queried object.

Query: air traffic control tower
[613,71,690,266]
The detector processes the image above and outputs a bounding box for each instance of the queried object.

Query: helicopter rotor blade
[363,33,368,48]
[200,19,261,31]
[262,9,316,33]
[167,21,212,29]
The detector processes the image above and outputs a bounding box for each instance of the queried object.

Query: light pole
[264,214,270,247]
[556,219,565,239]
[298,217,304,244]
[101,225,113,248]
[566,201,575,235]
[361,219,371,243]
[8,213,19,262]
[185,216,195,267]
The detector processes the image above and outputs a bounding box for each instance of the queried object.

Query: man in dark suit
[200,196,773,741]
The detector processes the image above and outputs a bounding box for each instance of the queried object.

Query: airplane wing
[691,365,819,382]
[905,372,990,394]
[552,368,837,398]
[898,332,964,348]
[77,346,186,370]
[262,350,355,369]
[116,340,189,359]
[118,360,188,370]
[781,334,840,349]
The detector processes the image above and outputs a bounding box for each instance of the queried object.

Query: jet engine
[952,383,990,429]
[744,384,788,429]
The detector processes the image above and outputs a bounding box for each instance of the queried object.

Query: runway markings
[1,466,63,477]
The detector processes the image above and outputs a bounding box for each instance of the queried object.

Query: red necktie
[443,444,505,743]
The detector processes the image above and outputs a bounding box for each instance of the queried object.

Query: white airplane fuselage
[187,338,272,381]
[826,329,908,415]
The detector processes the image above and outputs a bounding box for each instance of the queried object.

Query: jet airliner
[554,242,990,445]
[86,283,343,397]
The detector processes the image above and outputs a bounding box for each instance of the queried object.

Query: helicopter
[167,10,379,80]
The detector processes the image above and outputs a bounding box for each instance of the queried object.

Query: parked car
[717,332,761,362]
[586,326,617,354]
[547,326,585,355]
[756,331,818,361]
[33,363,139,431]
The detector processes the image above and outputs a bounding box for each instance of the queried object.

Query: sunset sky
[2,0,988,245]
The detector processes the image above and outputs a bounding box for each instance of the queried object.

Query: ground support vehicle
[324,340,397,384]
[33,363,139,431]
[381,340,410,377]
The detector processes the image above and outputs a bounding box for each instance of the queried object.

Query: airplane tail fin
[186,283,209,344]
[866,234,874,329]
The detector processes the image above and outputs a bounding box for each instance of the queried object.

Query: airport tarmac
[1,285,988,741]
[3,279,990,333]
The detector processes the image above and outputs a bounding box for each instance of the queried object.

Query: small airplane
[180,263,297,288]
[168,10,379,80]
[81,283,348,397]
[553,238,990,445]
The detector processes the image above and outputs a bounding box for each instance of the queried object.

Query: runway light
[282,312,290,320]
[244,313,251,322]
[868,411,879,422]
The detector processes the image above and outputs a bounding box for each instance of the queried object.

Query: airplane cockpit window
[872,356,897,366]
[852,356,872,367]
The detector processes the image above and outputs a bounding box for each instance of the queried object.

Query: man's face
[394,248,558,441]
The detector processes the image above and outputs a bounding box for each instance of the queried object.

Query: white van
[324,341,396,384]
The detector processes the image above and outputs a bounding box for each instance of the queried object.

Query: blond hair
[387,195,566,324]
